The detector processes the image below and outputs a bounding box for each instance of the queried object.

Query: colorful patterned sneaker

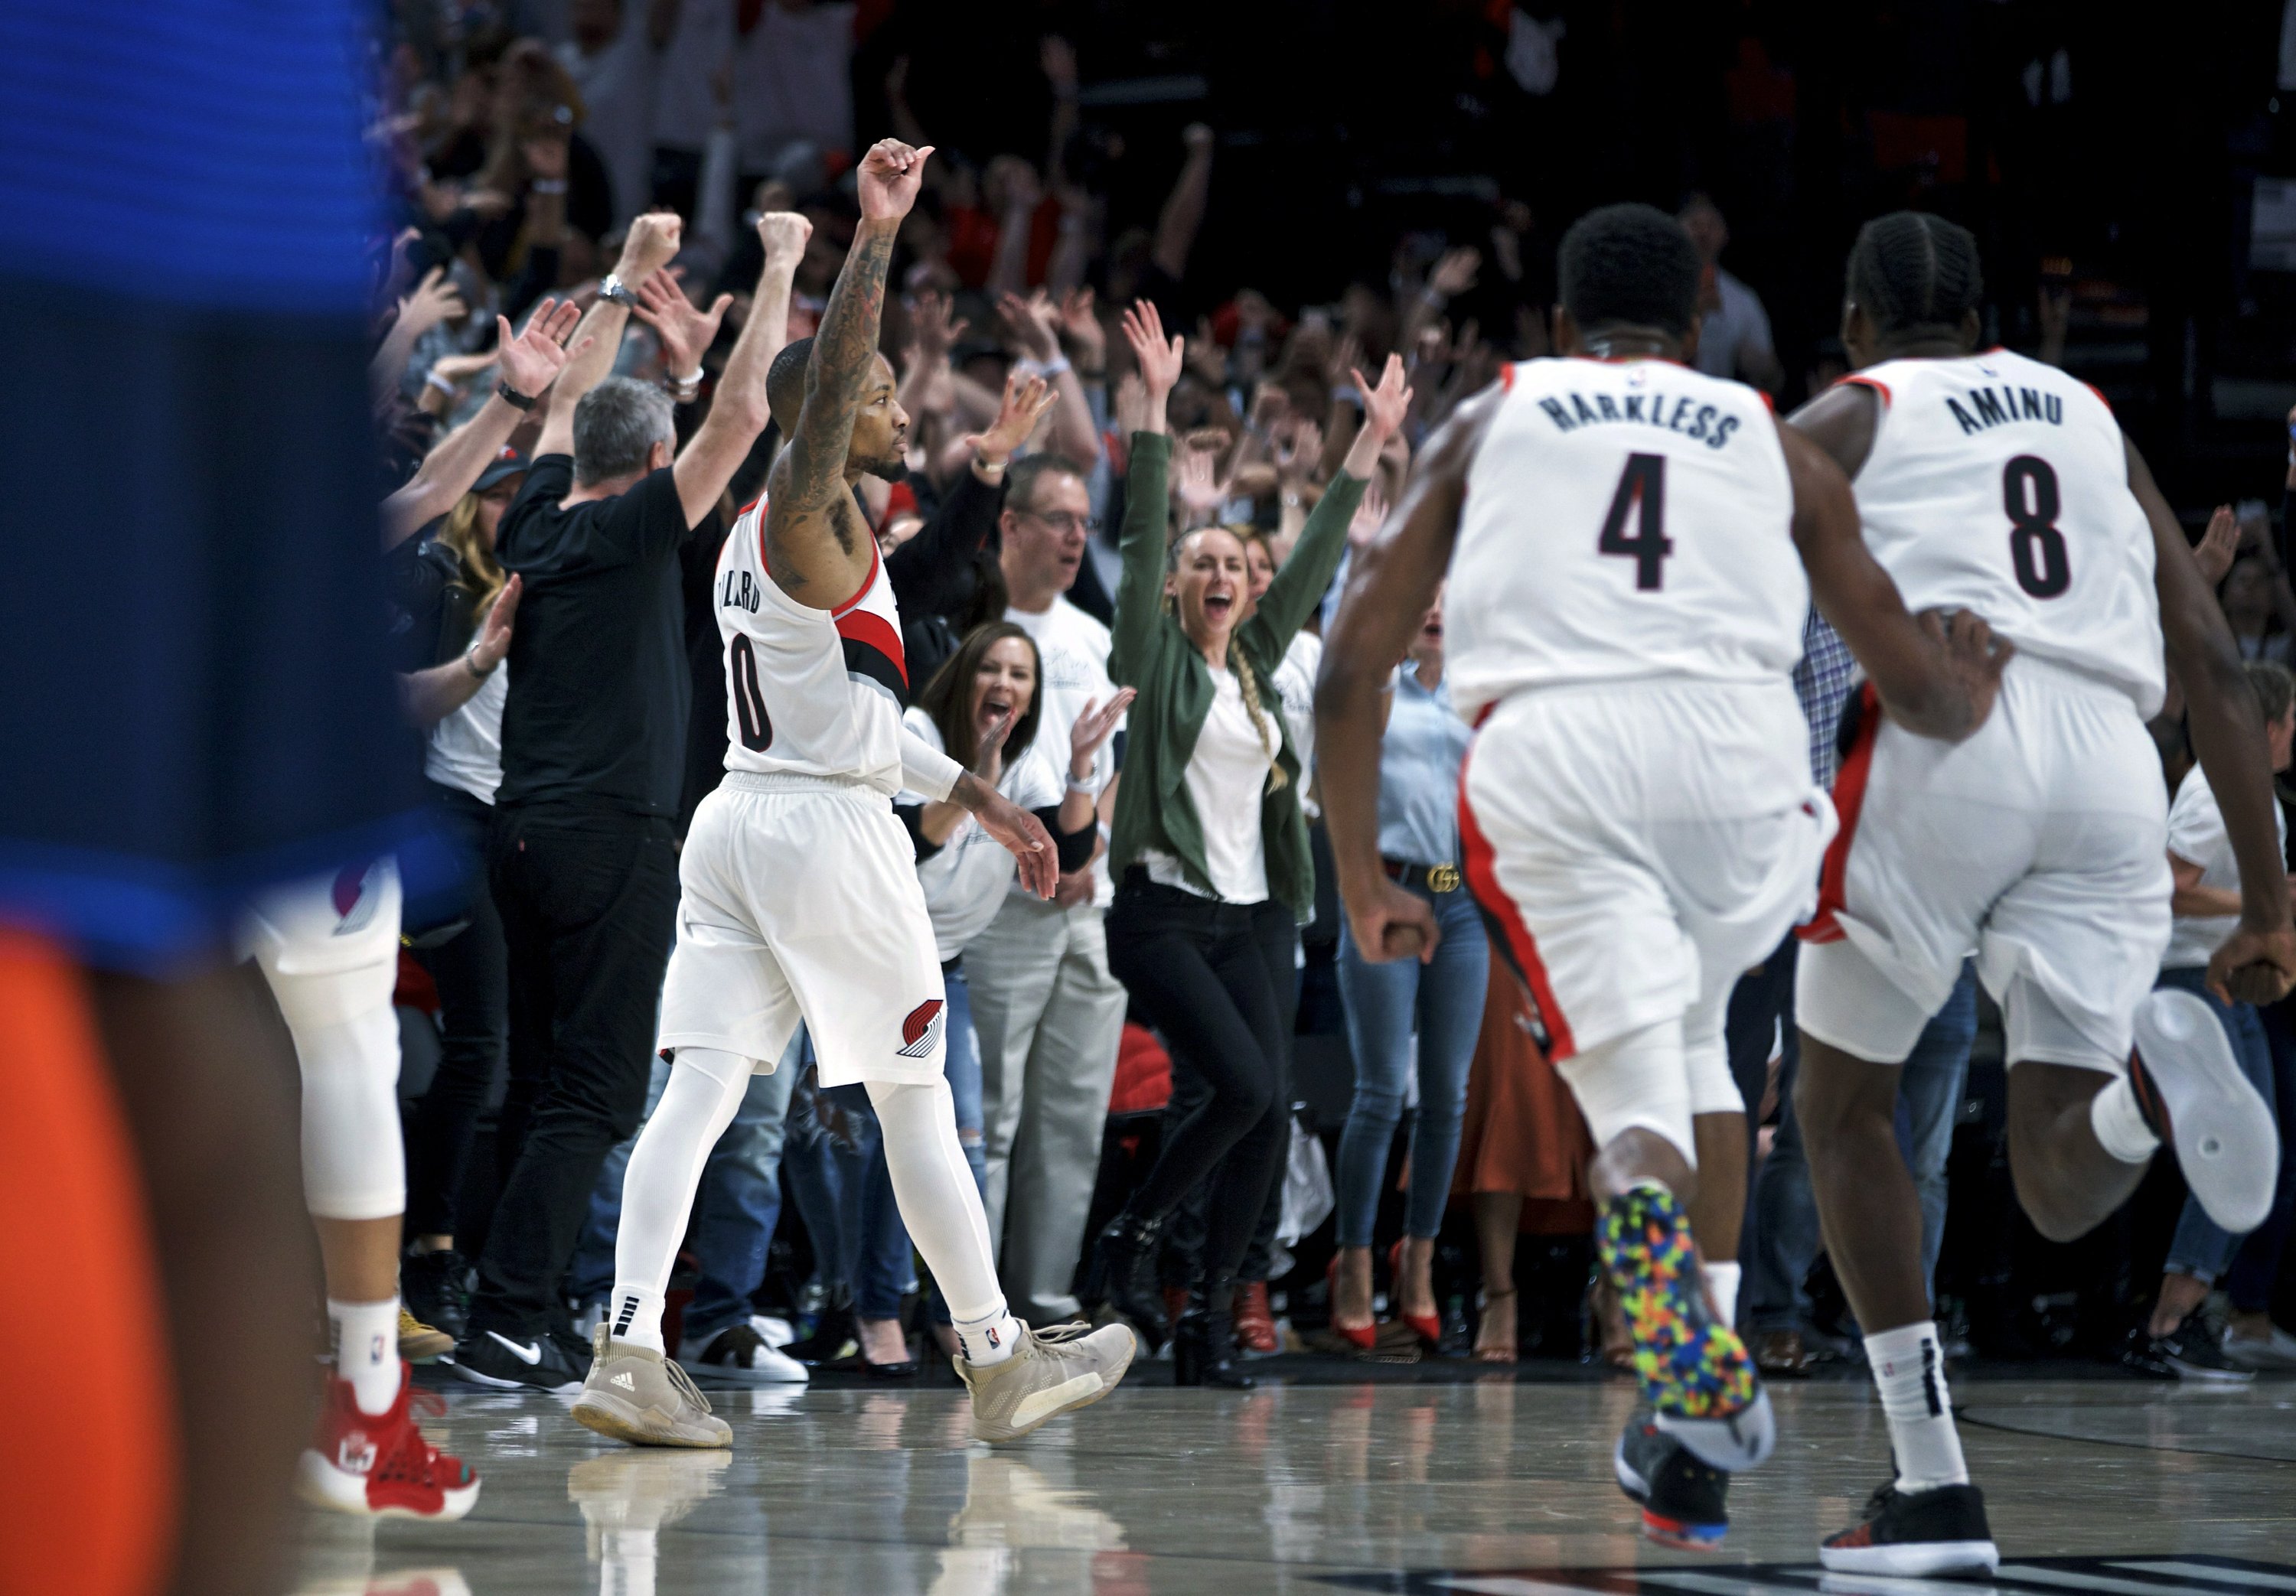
[1614,1411,1729,1550]
[1596,1181,1773,1471]
[1820,1480,1998,1576]
[297,1367,481,1521]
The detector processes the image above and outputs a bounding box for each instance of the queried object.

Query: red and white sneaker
[297,1366,481,1521]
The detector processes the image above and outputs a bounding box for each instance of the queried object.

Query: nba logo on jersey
[330,861,389,937]
[896,999,946,1060]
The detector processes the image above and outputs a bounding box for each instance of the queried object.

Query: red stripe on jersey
[834,604,907,688]
[2082,381,2112,414]
[1839,373,1892,408]
[1499,362,1516,392]
[830,539,882,620]
[1801,682,1880,944]
[1457,744,1577,1060]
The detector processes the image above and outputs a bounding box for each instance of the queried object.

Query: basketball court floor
[293,1364,2296,1595]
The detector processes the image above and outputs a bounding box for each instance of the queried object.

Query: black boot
[1173,1274,1255,1389]
[402,1246,471,1342]
[1084,1210,1171,1351]
[784,1287,861,1366]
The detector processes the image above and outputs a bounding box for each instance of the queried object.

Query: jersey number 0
[730,634,775,751]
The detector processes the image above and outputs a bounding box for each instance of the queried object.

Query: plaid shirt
[1792,610,1859,788]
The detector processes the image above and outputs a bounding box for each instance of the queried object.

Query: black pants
[1161,930,1296,1288]
[1106,872,1294,1285]
[405,782,507,1240]
[470,803,680,1334]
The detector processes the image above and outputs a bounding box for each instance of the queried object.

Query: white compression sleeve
[900,726,964,803]
[290,987,407,1222]
[866,1077,1007,1324]
[607,1047,753,1351]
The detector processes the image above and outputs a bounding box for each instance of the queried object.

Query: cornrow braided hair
[1846,211,1985,340]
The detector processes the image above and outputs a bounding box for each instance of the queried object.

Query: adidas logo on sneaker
[612,1371,636,1390]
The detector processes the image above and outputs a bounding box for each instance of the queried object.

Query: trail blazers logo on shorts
[896,999,946,1060]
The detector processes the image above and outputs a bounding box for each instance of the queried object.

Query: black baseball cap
[474,448,528,492]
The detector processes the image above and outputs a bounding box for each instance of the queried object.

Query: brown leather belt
[1383,858,1463,894]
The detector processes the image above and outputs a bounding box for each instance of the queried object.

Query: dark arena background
[2,2,2292,1594]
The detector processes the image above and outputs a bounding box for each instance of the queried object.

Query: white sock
[954,1307,1026,1366]
[865,1077,1016,1363]
[2089,1075,2160,1164]
[1864,1320,1968,1491]
[331,1296,403,1416]
[608,1287,667,1354]
[1704,1261,1742,1327]
[609,1048,752,1355]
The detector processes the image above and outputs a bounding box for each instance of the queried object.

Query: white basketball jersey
[1446,357,1806,724]
[716,497,910,796]
[1844,350,2163,716]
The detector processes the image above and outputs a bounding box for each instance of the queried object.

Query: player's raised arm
[1316,385,1501,965]
[763,138,933,603]
[2132,436,2296,1004]
[533,212,683,461]
[669,211,810,529]
[1778,415,2008,741]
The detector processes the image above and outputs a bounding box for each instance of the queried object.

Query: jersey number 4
[1598,453,1671,590]
[2004,455,2069,598]
[730,634,775,752]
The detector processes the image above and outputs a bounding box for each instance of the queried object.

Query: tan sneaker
[397,1307,455,1364]
[956,1321,1136,1445]
[571,1324,732,1448]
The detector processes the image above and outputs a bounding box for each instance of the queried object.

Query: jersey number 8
[730,634,775,752]
[2004,455,2069,599]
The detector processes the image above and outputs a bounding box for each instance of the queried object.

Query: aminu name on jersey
[1942,383,2065,435]
[1532,386,1743,450]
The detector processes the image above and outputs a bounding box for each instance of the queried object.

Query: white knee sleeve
[866,1078,1006,1324]
[292,989,406,1221]
[1554,1018,1696,1168]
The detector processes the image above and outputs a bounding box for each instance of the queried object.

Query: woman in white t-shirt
[859,623,1124,1360]
[2138,660,2296,1373]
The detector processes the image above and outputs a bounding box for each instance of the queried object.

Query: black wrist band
[496,379,536,411]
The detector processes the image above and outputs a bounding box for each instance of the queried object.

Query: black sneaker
[452,1324,592,1393]
[2118,1316,2255,1384]
[402,1248,471,1343]
[1614,1414,1728,1549]
[1820,1480,1998,1576]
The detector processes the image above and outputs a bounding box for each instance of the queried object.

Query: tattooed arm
[762,138,934,604]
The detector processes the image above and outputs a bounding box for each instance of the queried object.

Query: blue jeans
[2157,966,2278,1284]
[568,1032,801,1346]
[1333,882,1488,1246]
[944,965,988,1196]
[1749,959,1976,1334]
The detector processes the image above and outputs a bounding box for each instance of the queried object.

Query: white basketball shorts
[658,772,948,1087]
[237,858,403,1028]
[1795,653,2170,1073]
[1459,678,1835,1063]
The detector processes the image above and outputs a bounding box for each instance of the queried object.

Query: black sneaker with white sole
[1614,1414,1728,1549]
[1820,1480,1998,1576]
[452,1325,592,1393]
[2117,1316,2255,1383]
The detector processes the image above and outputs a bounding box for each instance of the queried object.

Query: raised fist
[618,212,683,282]
[756,210,814,268]
[858,139,934,223]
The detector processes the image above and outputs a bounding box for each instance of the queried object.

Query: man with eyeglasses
[964,453,1133,1324]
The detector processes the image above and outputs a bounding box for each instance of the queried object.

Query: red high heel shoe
[1390,1239,1443,1348]
[1325,1256,1377,1350]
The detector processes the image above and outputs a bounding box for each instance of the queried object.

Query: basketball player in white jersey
[1318,204,2008,1550]
[1782,212,2293,1575]
[574,138,1135,1450]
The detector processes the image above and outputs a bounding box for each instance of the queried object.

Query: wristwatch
[496,378,536,411]
[463,638,497,679]
[598,273,638,309]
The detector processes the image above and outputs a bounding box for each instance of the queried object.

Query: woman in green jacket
[1085,299,1412,1384]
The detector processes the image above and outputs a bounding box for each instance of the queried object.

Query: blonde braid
[1228,636,1289,793]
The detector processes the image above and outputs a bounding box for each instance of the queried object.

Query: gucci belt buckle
[1426,862,1462,894]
